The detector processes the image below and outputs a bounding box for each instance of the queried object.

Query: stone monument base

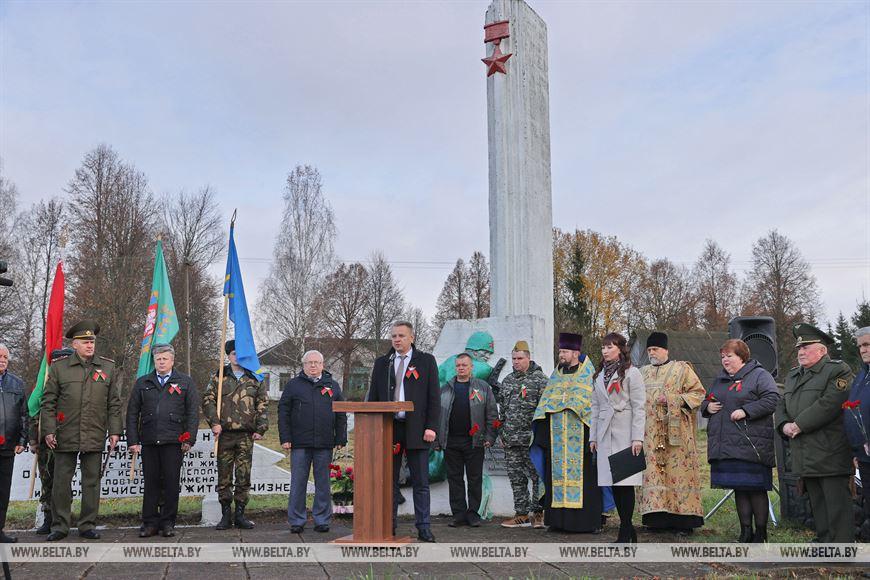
[433,315,553,378]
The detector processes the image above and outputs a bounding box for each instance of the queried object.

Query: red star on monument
[482,43,512,77]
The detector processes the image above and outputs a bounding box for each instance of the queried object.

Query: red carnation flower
[178,431,191,443]
[469,423,480,436]
[706,392,716,402]
[392,443,401,455]
[345,466,353,475]
[57,412,65,423]
[493,420,502,429]
[0,436,6,446]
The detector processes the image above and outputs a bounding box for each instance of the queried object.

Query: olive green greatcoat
[775,355,854,477]
[40,353,123,452]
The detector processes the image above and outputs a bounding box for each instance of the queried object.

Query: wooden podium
[332,401,414,544]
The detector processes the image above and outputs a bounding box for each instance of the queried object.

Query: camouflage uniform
[498,361,548,516]
[202,367,268,506]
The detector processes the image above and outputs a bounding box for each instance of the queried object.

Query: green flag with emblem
[136,240,179,377]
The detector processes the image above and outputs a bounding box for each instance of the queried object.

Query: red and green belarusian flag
[27,262,65,417]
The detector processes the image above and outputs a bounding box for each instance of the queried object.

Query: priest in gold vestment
[638,332,706,532]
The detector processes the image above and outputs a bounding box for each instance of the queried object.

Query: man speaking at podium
[367,321,440,542]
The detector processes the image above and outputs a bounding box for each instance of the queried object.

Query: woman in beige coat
[590,332,646,543]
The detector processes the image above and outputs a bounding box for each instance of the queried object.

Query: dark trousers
[141,444,184,529]
[445,437,484,519]
[392,420,430,530]
[804,475,853,542]
[0,454,14,530]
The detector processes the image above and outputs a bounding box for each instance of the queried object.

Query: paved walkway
[4,515,869,579]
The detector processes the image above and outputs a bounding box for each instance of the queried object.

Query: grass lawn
[686,430,814,543]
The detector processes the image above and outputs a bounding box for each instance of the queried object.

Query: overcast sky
[2,0,868,335]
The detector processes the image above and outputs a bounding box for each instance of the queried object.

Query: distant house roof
[258,337,391,367]
[628,329,729,389]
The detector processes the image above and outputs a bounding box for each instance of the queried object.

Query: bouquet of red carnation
[493,420,502,429]
[469,423,480,436]
[705,392,717,402]
[0,436,6,446]
[178,431,191,443]
[57,412,65,423]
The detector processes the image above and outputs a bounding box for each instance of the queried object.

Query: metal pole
[185,261,192,374]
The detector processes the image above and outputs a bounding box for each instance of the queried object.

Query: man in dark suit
[367,321,440,542]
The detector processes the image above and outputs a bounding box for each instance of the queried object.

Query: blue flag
[224,222,264,380]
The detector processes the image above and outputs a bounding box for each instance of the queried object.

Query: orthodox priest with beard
[638,331,706,533]
[530,332,603,533]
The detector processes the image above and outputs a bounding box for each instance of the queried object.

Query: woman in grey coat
[590,333,646,543]
[701,339,779,543]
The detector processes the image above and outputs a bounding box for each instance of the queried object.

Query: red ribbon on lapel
[728,380,742,392]
[608,381,621,394]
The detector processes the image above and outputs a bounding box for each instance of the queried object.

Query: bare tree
[160,186,224,384]
[632,258,699,331]
[257,165,336,367]
[65,144,159,392]
[318,263,369,388]
[364,251,405,352]
[434,258,473,330]
[402,306,436,352]
[745,229,821,375]
[0,162,19,340]
[693,239,739,331]
[467,251,490,318]
[7,199,66,386]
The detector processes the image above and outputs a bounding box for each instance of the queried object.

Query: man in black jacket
[0,344,27,543]
[367,321,440,542]
[278,350,347,534]
[126,344,200,538]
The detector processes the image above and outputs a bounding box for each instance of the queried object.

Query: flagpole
[214,210,236,455]
[29,230,68,500]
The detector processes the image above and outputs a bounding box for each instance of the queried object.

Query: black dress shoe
[314,524,329,533]
[79,529,101,540]
[139,527,158,538]
[448,516,468,528]
[417,528,435,542]
[290,525,304,533]
[161,525,175,538]
[0,532,17,543]
[46,531,67,542]
[466,514,482,528]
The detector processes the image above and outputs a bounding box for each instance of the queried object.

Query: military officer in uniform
[776,323,855,542]
[30,347,73,535]
[202,340,269,530]
[41,321,122,541]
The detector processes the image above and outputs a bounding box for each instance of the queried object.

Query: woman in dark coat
[701,339,779,543]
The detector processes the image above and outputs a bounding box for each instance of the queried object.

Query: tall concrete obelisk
[485,0,554,363]
[433,0,554,374]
